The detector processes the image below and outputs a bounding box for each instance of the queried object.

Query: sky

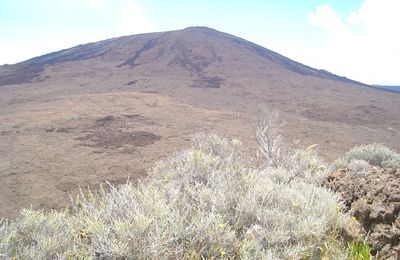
[1,0,399,85]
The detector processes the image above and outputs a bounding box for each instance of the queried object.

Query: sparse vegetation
[3,114,398,259]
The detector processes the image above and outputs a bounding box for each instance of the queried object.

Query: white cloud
[305,0,400,85]
[308,5,346,34]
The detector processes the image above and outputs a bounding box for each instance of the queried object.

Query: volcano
[0,27,399,218]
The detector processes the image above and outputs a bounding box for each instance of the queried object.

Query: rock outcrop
[325,167,400,259]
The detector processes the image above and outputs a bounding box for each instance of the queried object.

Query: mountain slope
[0,27,399,218]
[0,27,365,87]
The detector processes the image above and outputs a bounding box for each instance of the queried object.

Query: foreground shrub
[333,143,400,171]
[0,209,87,258]
[254,111,328,185]
[0,133,349,259]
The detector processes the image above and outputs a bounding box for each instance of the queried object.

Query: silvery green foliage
[347,159,371,176]
[254,112,328,185]
[0,209,87,259]
[333,143,400,170]
[0,133,347,259]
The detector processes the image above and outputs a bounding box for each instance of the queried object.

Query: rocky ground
[325,167,400,259]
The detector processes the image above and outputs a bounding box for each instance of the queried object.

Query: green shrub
[333,143,400,170]
[0,132,349,259]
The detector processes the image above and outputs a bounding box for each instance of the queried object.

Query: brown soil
[325,167,400,259]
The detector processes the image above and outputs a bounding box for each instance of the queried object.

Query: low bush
[333,143,400,171]
[0,132,349,259]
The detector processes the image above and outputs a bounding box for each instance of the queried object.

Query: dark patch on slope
[117,33,166,67]
[192,76,223,88]
[167,39,223,87]
[77,130,160,151]
[169,43,204,75]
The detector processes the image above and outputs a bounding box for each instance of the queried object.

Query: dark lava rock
[325,167,400,259]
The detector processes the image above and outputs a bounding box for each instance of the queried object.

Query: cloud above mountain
[306,0,400,85]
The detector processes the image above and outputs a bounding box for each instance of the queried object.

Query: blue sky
[1,0,399,85]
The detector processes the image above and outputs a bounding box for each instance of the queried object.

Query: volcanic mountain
[0,26,399,218]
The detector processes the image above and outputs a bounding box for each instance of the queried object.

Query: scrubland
[2,114,398,259]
